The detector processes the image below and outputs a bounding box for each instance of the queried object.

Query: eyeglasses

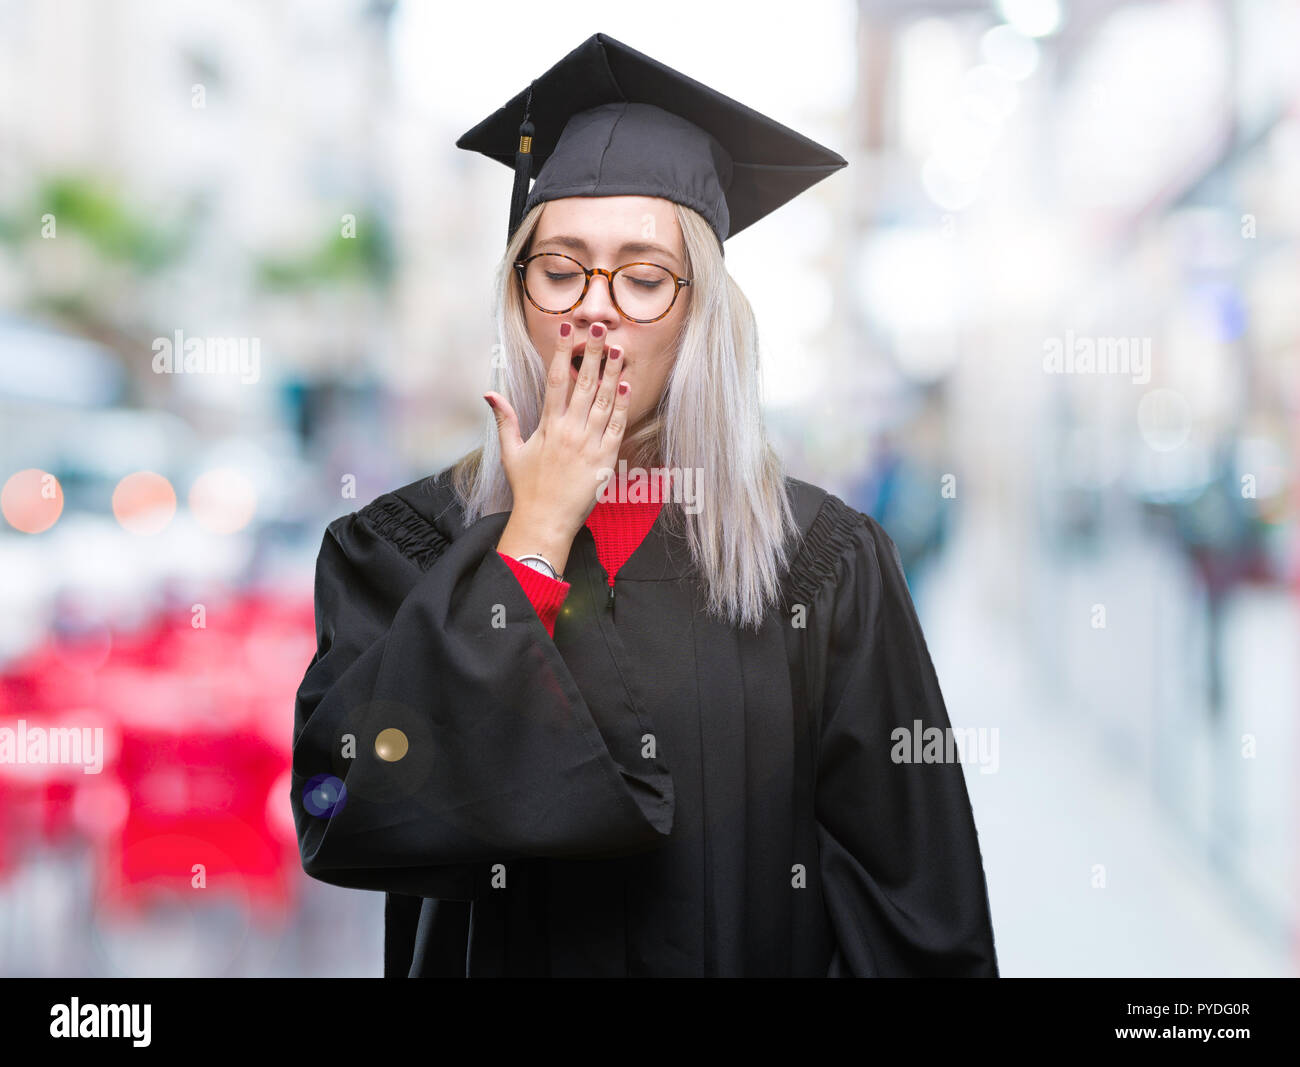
[514,252,691,324]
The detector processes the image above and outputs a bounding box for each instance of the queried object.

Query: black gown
[290,465,999,977]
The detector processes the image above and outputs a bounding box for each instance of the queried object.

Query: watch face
[522,558,556,578]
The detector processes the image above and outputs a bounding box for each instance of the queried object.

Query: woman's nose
[574,271,620,325]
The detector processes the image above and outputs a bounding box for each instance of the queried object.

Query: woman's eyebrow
[534,234,681,264]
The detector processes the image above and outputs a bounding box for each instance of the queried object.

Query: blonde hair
[451,200,798,631]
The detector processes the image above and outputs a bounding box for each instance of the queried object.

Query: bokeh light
[111,471,177,535]
[189,468,258,534]
[1,467,64,533]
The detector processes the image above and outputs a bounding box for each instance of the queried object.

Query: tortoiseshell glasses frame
[513,252,692,324]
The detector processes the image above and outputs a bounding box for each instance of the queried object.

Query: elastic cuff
[499,552,572,637]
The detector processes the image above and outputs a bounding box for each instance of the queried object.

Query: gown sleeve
[291,495,673,900]
[810,504,998,976]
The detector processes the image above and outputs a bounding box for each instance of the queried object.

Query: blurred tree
[29,175,194,273]
[0,174,200,375]
[255,214,394,290]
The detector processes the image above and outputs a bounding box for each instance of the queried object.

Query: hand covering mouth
[571,352,609,376]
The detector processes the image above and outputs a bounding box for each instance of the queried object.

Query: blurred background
[0,0,1295,977]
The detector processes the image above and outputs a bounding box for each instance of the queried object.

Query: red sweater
[498,496,663,636]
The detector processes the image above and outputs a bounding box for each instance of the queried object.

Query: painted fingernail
[608,346,621,360]
[591,322,605,337]
[618,381,630,395]
[560,322,571,338]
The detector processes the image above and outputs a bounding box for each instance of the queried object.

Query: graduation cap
[455,32,848,247]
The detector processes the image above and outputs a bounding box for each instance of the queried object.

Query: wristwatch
[514,553,563,582]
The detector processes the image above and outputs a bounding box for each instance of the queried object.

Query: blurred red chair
[0,589,311,925]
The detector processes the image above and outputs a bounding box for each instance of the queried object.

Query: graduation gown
[290,466,999,977]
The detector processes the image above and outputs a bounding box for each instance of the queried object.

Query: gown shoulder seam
[353,491,452,572]
[782,493,870,608]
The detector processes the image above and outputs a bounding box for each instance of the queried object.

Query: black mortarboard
[455,32,848,248]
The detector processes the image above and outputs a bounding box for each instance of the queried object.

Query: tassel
[508,82,536,242]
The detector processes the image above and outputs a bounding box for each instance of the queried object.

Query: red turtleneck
[498,495,664,636]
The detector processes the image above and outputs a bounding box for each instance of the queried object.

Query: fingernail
[591,322,605,337]
[560,322,571,338]
[608,346,621,360]
[617,381,629,395]
[483,395,496,410]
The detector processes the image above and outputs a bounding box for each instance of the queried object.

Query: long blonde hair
[451,200,798,631]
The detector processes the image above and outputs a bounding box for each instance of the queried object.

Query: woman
[291,33,999,978]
